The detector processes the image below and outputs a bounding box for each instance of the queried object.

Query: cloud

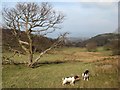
[79,2,118,10]
[52,2,118,37]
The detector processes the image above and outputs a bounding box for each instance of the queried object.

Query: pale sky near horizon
[0,0,118,38]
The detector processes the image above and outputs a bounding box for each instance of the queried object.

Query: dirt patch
[95,56,118,66]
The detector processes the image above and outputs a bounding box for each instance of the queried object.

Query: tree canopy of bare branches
[3,2,67,67]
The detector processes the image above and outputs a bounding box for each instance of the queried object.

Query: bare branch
[32,32,68,64]
[19,40,29,45]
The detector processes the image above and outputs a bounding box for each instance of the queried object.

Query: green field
[2,47,119,88]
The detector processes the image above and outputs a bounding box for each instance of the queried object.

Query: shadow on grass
[2,59,83,68]
[31,60,83,68]
[2,60,65,67]
[33,60,66,68]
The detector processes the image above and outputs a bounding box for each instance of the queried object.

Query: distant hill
[66,37,88,43]
[2,28,55,52]
[64,37,88,47]
[2,28,120,51]
[76,33,120,47]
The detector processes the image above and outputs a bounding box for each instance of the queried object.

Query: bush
[110,39,120,55]
[86,42,97,52]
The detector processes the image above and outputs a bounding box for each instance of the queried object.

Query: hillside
[2,28,55,52]
[2,28,120,50]
[76,33,120,47]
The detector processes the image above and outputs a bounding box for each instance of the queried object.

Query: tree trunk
[28,53,33,67]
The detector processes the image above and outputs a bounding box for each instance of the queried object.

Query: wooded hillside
[2,28,55,52]
[76,33,120,47]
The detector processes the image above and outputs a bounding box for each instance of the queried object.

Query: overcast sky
[0,0,118,38]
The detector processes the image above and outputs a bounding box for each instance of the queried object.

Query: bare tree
[3,2,67,67]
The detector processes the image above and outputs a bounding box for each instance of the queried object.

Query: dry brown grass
[47,48,119,66]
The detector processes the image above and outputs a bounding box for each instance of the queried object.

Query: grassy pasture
[2,47,119,88]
